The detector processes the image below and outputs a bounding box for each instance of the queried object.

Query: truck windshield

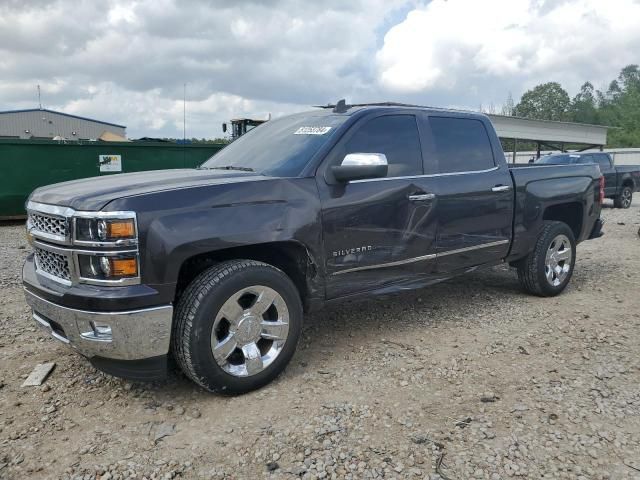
[537,154,578,164]
[201,112,347,177]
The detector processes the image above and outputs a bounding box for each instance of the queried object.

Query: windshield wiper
[205,165,254,172]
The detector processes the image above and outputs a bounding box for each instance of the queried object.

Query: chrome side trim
[333,253,437,275]
[436,239,510,257]
[350,166,499,183]
[408,193,436,201]
[331,239,510,275]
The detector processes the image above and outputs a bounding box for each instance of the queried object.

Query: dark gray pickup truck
[23,103,604,394]
[537,152,640,208]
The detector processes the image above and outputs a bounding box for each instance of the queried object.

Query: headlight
[77,253,139,282]
[75,216,136,243]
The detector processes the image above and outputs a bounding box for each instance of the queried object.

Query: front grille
[28,212,68,239]
[34,247,71,282]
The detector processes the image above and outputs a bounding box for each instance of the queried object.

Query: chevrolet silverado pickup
[537,152,640,208]
[23,103,605,394]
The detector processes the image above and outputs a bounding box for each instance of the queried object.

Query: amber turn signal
[110,258,138,277]
[107,220,135,239]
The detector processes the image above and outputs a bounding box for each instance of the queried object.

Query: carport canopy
[486,114,609,163]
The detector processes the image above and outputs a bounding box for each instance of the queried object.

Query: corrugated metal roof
[0,108,126,128]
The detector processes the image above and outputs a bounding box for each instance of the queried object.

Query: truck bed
[506,162,602,262]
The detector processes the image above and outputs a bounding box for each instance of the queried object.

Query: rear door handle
[491,185,511,192]
[408,193,436,201]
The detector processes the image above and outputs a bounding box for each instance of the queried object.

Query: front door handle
[491,185,511,192]
[408,193,436,201]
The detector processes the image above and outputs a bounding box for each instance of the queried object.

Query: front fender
[104,177,323,291]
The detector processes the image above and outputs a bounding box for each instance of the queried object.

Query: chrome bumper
[24,288,173,361]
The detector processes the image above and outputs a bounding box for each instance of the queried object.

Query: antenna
[37,85,42,109]
[333,99,348,113]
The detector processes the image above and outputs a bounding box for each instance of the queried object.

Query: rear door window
[429,117,495,174]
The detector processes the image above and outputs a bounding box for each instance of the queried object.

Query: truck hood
[29,169,263,211]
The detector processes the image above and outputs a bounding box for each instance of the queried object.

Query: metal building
[486,114,609,162]
[0,108,126,140]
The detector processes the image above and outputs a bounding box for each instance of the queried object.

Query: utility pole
[37,85,42,109]
[183,83,186,143]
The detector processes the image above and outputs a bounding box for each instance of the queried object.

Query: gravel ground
[1,202,639,480]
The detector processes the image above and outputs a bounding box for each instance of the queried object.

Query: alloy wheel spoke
[251,289,277,316]
[220,297,244,323]
[545,267,555,283]
[242,342,263,375]
[556,249,571,261]
[213,335,237,364]
[260,320,289,341]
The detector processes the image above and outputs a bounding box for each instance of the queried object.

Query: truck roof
[313,100,487,119]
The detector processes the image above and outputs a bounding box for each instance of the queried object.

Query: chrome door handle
[408,193,436,201]
[491,185,511,192]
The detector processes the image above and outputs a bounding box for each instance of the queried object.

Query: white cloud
[377,0,640,96]
[0,0,409,138]
[2,0,639,138]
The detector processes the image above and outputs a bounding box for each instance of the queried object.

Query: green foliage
[515,82,571,121]
[569,82,598,124]
[514,65,640,147]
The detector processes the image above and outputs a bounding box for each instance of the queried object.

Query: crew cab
[23,103,605,394]
[537,152,640,208]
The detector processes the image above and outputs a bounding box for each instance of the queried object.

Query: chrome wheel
[211,285,289,377]
[545,234,572,287]
[621,188,632,208]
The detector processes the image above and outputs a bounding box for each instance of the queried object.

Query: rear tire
[614,186,633,209]
[172,260,303,394]
[517,221,576,297]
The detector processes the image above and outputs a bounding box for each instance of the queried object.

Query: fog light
[91,321,112,337]
[80,321,113,342]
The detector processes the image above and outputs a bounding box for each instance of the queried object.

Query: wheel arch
[542,202,583,240]
[621,177,635,189]
[174,241,321,311]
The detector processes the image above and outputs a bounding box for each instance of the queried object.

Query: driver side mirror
[222,123,227,133]
[332,153,388,182]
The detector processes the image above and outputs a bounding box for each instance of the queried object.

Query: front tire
[172,260,303,394]
[614,186,633,209]
[517,221,576,297]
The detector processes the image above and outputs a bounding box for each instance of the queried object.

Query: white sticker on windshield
[294,126,332,135]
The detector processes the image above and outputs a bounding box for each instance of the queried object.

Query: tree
[501,92,515,116]
[570,82,598,124]
[515,82,571,121]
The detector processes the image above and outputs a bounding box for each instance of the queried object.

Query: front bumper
[24,288,173,362]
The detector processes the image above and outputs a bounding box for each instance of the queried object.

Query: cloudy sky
[1,0,639,138]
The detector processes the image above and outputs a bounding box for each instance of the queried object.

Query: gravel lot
[1,202,639,480]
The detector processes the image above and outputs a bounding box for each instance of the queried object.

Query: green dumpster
[0,139,225,219]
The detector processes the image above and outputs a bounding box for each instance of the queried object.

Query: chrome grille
[34,247,71,282]
[28,212,68,239]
